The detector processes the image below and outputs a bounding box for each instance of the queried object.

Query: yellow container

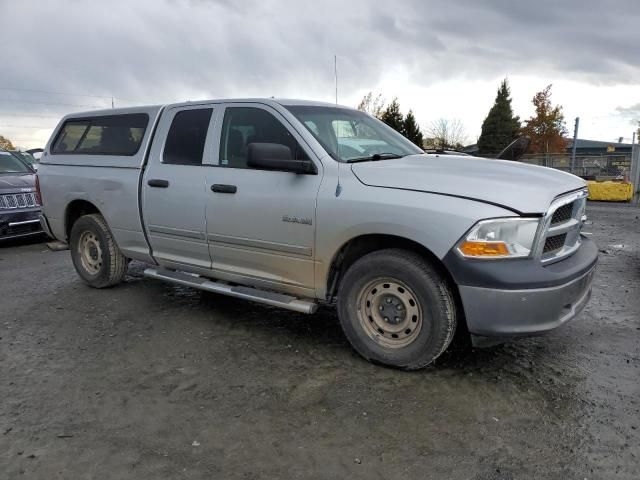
[586,181,633,202]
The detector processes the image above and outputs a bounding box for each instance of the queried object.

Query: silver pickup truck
[37,99,597,369]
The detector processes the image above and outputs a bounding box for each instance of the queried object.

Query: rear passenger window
[219,107,308,169]
[52,114,148,155]
[163,109,213,165]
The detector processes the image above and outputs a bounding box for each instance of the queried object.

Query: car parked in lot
[37,99,597,369]
[0,148,43,241]
[10,150,40,171]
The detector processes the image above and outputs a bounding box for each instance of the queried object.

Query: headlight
[457,218,540,259]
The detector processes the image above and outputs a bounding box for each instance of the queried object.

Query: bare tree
[357,92,386,119]
[425,118,468,150]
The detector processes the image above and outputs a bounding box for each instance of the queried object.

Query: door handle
[211,184,237,194]
[148,179,169,188]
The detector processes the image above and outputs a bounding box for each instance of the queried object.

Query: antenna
[334,54,338,104]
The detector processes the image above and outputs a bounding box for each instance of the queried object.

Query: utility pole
[334,55,338,105]
[570,117,579,175]
[632,129,640,205]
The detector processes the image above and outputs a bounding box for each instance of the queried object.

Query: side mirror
[247,143,316,174]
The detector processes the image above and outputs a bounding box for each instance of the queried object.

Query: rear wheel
[337,249,457,370]
[69,214,128,288]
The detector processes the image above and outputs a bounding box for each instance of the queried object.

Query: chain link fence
[519,153,632,180]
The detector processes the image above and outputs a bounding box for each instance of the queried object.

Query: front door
[142,105,217,269]
[205,104,322,295]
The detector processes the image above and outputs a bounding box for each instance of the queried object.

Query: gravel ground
[1,202,638,480]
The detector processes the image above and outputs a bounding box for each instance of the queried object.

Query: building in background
[566,138,633,156]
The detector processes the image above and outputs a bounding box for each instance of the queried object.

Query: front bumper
[444,236,598,338]
[459,265,595,337]
[0,209,43,240]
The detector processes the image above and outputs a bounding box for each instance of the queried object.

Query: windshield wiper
[345,153,405,163]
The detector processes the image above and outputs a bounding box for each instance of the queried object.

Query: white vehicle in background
[26,148,44,162]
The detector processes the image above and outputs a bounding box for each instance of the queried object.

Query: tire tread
[338,248,457,370]
[70,213,127,288]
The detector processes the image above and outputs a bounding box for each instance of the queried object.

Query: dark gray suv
[0,148,43,241]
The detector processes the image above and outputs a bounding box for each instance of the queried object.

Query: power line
[0,86,114,99]
[0,125,55,129]
[0,87,147,104]
[0,112,62,118]
[4,138,48,143]
[0,98,106,108]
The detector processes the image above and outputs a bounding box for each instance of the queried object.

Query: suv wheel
[69,214,128,288]
[337,249,457,370]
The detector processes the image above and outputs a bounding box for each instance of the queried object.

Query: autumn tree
[403,110,424,147]
[379,98,405,134]
[521,85,568,154]
[425,118,467,150]
[477,79,521,155]
[357,91,386,119]
[0,135,15,150]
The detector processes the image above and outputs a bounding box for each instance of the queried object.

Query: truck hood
[0,173,36,194]
[350,154,586,214]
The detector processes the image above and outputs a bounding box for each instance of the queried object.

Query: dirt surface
[1,202,638,479]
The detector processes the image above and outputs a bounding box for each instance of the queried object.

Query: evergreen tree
[477,79,521,155]
[403,110,423,147]
[380,98,405,134]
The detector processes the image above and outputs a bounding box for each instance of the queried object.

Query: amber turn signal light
[458,241,509,257]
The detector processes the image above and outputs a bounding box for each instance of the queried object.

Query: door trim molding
[207,233,312,257]
[149,224,206,241]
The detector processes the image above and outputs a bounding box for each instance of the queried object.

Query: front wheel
[69,214,128,288]
[337,249,457,370]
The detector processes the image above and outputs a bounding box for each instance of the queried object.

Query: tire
[69,214,128,288]
[337,249,457,370]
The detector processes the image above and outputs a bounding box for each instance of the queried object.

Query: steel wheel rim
[78,231,103,275]
[357,278,423,349]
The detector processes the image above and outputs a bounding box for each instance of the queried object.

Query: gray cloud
[1,0,640,139]
[616,103,640,126]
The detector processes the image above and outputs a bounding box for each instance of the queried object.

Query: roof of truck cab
[164,98,350,109]
[58,99,352,121]
[59,105,162,119]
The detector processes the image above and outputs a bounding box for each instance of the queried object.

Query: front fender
[314,172,514,297]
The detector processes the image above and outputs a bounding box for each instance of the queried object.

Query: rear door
[142,105,217,269]
[204,103,323,295]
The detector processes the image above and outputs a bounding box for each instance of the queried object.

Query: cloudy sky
[2,0,640,149]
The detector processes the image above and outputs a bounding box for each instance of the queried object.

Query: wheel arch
[64,199,102,241]
[325,234,465,327]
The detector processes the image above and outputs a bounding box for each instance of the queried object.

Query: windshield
[14,151,37,166]
[284,105,423,162]
[0,151,31,174]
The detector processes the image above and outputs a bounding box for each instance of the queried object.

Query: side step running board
[143,268,318,314]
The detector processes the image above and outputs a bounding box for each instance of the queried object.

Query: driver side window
[219,107,308,169]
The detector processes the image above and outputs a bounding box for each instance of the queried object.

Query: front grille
[551,202,574,225]
[536,190,587,263]
[543,233,567,253]
[0,193,40,210]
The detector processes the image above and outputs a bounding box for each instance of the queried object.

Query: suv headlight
[457,218,540,259]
